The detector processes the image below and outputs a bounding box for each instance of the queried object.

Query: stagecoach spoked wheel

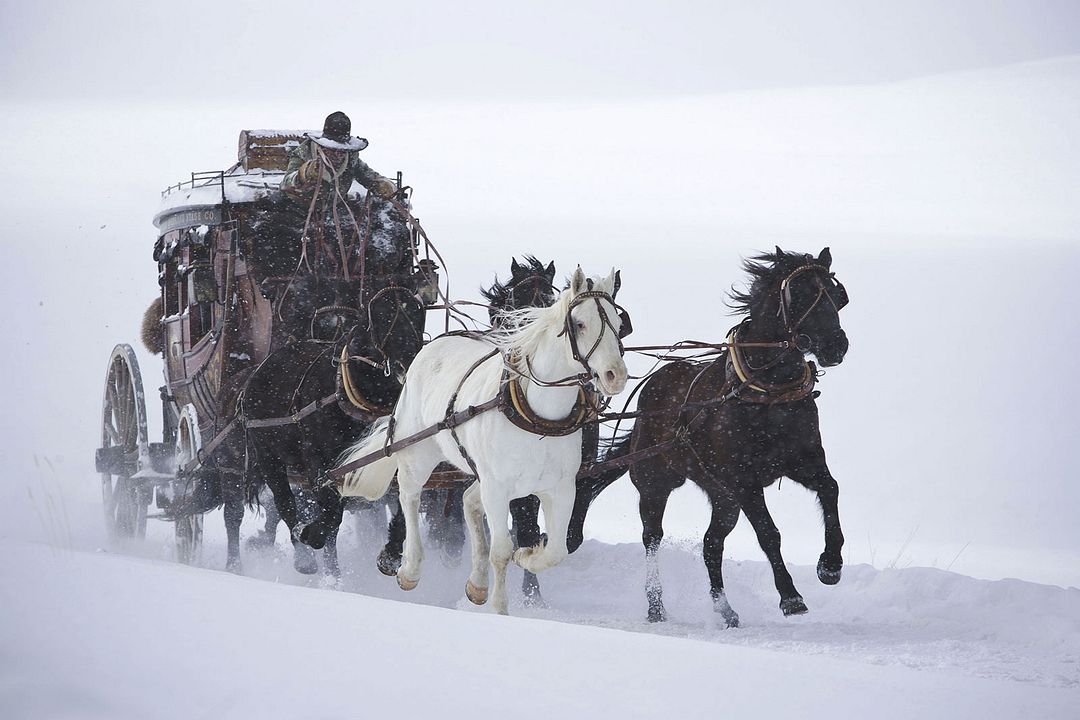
[98,344,151,539]
[173,405,205,564]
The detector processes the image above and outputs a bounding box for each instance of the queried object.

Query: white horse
[338,267,629,614]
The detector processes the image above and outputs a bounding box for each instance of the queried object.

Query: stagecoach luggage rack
[160,170,226,203]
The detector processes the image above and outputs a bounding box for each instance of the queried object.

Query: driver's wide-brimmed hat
[309,111,368,152]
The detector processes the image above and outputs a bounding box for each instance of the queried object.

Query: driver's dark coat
[280,137,388,194]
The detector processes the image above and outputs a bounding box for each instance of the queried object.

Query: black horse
[216,189,426,575]
[233,283,425,576]
[568,247,849,626]
[374,256,561,601]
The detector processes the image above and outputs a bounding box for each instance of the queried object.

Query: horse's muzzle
[814,329,849,367]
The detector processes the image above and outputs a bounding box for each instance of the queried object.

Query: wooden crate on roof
[237,130,307,172]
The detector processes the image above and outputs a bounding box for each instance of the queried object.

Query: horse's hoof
[465,580,488,605]
[647,605,668,623]
[225,558,243,576]
[566,533,583,554]
[397,572,419,591]
[521,574,546,608]
[294,558,318,575]
[377,548,402,577]
[817,555,843,585]
[299,523,327,550]
[780,596,808,616]
[293,546,318,575]
[712,595,740,628]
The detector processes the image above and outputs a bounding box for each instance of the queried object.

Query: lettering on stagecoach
[155,207,223,234]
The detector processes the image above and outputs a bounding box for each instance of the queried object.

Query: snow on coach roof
[153,130,310,234]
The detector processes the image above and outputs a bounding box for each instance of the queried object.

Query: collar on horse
[338,343,394,417]
[500,370,593,437]
[725,323,817,405]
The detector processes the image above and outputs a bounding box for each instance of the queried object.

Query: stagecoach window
[182,230,215,342]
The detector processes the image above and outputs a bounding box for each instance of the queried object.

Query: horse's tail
[338,416,397,500]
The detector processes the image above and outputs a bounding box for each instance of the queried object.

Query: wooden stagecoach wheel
[173,405,204,564]
[99,344,151,539]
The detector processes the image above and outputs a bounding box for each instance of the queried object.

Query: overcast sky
[2,0,1079,102]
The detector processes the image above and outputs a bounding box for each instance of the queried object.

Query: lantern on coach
[415,258,440,305]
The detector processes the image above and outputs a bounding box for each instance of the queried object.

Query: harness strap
[244,392,341,428]
[445,349,500,478]
[327,393,504,483]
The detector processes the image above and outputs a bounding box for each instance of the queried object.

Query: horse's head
[361,285,426,384]
[732,247,850,367]
[565,267,629,396]
[482,256,558,325]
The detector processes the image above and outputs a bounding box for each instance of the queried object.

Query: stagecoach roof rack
[155,163,292,232]
[161,169,228,200]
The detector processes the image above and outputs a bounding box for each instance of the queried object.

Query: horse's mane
[480,255,549,307]
[727,249,808,314]
[487,284,575,362]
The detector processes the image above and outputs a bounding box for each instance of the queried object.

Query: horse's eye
[576,321,586,331]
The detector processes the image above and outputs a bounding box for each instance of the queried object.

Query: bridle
[726,259,848,378]
[556,285,633,385]
[344,285,424,376]
[506,274,556,311]
[777,261,848,348]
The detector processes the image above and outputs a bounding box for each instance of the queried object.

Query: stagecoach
[94,126,851,622]
[94,129,440,562]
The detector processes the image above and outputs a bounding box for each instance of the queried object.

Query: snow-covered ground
[2,523,1077,719]
[2,24,1079,719]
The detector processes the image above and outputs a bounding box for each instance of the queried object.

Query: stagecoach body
[95,129,433,557]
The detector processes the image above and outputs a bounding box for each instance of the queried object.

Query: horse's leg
[513,487,571,575]
[262,496,279,542]
[396,488,423,590]
[787,461,844,585]
[247,485,279,547]
[632,459,677,623]
[378,493,405,577]
[322,526,341,583]
[480,482,514,615]
[463,481,490,605]
[396,458,437,591]
[258,461,317,575]
[440,485,466,562]
[740,486,806,615]
[308,480,344,552]
[702,490,742,628]
[221,470,244,574]
[509,495,543,603]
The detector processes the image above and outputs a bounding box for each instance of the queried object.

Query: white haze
[2,3,1080,717]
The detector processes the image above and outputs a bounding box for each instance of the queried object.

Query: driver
[281,111,397,200]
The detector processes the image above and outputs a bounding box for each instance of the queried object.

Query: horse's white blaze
[338,269,629,614]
